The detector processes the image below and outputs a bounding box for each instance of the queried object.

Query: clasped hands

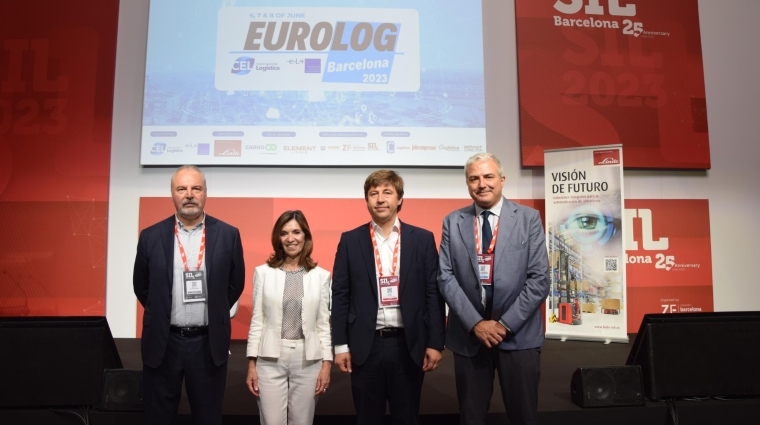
[473,320,508,348]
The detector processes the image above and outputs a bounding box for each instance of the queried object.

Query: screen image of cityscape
[141,0,486,166]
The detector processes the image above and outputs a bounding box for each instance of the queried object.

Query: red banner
[624,199,713,321]
[0,0,119,316]
[516,0,709,169]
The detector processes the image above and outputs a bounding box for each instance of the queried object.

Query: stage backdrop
[515,0,709,169]
[0,0,119,317]
[137,197,712,339]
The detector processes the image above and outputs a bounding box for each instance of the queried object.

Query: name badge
[478,254,494,286]
[183,270,207,303]
[377,275,400,308]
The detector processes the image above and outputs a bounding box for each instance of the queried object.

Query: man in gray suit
[438,153,550,425]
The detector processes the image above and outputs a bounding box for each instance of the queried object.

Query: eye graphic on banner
[560,205,619,249]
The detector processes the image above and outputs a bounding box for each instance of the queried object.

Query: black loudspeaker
[99,369,144,412]
[627,312,760,400]
[571,365,644,408]
[0,316,122,407]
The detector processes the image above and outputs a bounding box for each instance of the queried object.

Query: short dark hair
[266,210,317,271]
[364,170,404,212]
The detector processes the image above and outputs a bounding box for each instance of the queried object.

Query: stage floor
[115,336,756,424]
[115,336,634,415]
[2,336,756,425]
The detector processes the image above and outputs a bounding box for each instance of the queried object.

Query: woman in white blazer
[246,210,332,425]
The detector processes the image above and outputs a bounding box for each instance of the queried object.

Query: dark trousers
[453,346,541,425]
[142,333,228,425]
[351,333,425,425]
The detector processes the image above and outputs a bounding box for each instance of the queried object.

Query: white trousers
[256,339,322,425]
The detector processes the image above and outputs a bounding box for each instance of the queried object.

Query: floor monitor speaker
[571,365,645,408]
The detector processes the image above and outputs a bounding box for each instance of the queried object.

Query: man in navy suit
[438,153,550,425]
[331,170,446,425]
[133,165,245,425]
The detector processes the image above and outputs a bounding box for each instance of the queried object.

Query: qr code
[605,257,619,272]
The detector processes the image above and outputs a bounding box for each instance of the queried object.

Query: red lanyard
[175,222,206,271]
[369,222,400,277]
[474,214,500,254]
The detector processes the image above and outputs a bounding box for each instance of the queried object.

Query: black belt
[170,326,208,337]
[375,328,404,338]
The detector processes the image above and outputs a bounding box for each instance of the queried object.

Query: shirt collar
[175,212,206,232]
[371,216,400,239]
[474,197,504,219]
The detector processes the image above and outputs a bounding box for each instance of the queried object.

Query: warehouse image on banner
[544,145,628,343]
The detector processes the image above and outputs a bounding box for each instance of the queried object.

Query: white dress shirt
[334,217,403,355]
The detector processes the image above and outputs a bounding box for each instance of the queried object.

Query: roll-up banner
[544,144,628,343]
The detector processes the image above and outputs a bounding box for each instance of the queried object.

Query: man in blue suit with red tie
[331,170,446,425]
[439,153,550,425]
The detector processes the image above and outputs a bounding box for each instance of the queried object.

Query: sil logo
[231,57,255,75]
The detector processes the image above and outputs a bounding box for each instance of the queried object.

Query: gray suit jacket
[438,198,550,356]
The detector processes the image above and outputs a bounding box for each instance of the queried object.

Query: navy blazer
[133,215,246,368]
[331,221,446,367]
[438,198,550,355]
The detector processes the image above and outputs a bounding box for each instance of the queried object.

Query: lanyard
[369,222,400,277]
[474,214,500,254]
[175,222,206,271]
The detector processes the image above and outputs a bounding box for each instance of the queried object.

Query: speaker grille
[571,366,644,408]
[99,369,143,412]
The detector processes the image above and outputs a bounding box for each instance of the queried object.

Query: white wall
[106,0,760,337]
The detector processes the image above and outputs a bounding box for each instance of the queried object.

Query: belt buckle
[180,327,190,337]
[379,328,395,338]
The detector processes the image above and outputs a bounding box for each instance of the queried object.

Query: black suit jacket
[331,221,445,367]
[133,215,245,368]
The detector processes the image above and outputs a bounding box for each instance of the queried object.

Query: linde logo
[593,149,620,165]
[231,57,255,75]
[214,140,242,157]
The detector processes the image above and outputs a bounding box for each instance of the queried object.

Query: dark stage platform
[1,337,757,424]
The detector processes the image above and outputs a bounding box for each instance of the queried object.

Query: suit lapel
[494,198,517,272]
[457,206,480,279]
[358,223,378,302]
[204,215,219,279]
[274,268,286,313]
[399,221,415,294]
[162,216,175,285]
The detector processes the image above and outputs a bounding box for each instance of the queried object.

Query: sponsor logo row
[151,141,484,156]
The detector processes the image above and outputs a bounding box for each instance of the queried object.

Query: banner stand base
[546,333,629,344]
